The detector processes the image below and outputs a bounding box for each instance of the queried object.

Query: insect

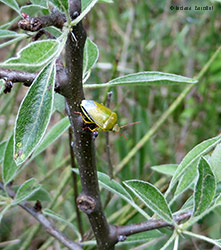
[76,100,140,140]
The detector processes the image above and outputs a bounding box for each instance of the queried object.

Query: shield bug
[77,100,140,140]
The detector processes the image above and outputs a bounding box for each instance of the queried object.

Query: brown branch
[0,181,82,250]
[0,59,68,94]
[18,9,66,32]
[115,211,192,240]
[64,1,116,249]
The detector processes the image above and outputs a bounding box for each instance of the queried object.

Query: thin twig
[0,181,82,250]
[115,211,192,238]
[18,9,66,32]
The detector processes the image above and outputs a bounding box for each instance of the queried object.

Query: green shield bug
[77,100,140,140]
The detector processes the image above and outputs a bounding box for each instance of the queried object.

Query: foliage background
[0,0,221,249]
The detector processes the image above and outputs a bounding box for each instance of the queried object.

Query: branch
[0,59,68,94]
[0,181,82,250]
[115,211,192,239]
[18,9,66,32]
[64,1,116,249]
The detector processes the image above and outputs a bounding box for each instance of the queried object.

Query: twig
[115,211,192,239]
[0,181,82,250]
[0,59,68,94]
[18,9,66,32]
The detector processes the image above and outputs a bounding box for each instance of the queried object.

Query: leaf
[0,0,20,13]
[98,0,113,3]
[49,0,69,14]
[13,178,41,204]
[0,79,5,95]
[20,5,47,16]
[84,72,198,88]
[53,93,65,112]
[0,30,25,39]
[124,180,173,223]
[14,62,56,165]
[0,35,28,49]
[0,16,20,30]
[97,172,133,201]
[72,0,99,26]
[83,38,99,78]
[119,230,162,245]
[194,157,216,216]
[0,40,59,72]
[27,187,51,201]
[45,27,62,38]
[0,205,11,224]
[168,136,221,195]
[210,144,221,182]
[31,0,48,8]
[32,116,70,158]
[174,160,198,198]
[151,164,178,176]
[0,141,7,165]
[43,208,81,239]
[2,135,18,185]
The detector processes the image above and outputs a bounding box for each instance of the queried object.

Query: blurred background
[0,0,221,249]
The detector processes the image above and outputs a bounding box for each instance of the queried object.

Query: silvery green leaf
[14,62,56,165]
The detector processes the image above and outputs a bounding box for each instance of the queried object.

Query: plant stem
[64,1,116,249]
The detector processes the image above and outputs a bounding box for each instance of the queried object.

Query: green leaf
[2,135,18,185]
[98,0,113,3]
[0,79,5,95]
[151,164,178,176]
[124,180,173,223]
[0,141,7,164]
[0,40,59,72]
[27,187,51,201]
[97,172,133,201]
[20,5,47,16]
[73,169,150,219]
[72,0,99,26]
[43,208,81,239]
[0,35,28,49]
[49,0,69,14]
[32,116,70,158]
[0,16,20,30]
[13,178,41,204]
[194,157,216,216]
[53,93,65,112]
[119,230,162,245]
[0,0,20,13]
[210,144,221,182]
[167,136,221,195]
[0,29,25,39]
[174,160,198,198]
[0,205,11,224]
[31,0,48,8]
[83,38,99,79]
[14,62,56,165]
[84,72,198,88]
[45,27,62,38]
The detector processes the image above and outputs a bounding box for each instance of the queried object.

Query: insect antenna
[120,121,141,129]
[115,131,128,141]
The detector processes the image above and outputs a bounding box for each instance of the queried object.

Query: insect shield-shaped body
[79,100,140,140]
[80,100,120,133]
